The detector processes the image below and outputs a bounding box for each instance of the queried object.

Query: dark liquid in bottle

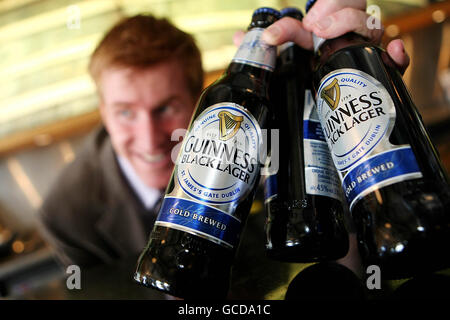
[265,42,348,262]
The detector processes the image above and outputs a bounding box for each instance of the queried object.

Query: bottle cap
[250,7,281,29]
[252,7,281,19]
[280,7,304,20]
[305,0,317,13]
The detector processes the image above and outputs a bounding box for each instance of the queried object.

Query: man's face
[99,61,196,189]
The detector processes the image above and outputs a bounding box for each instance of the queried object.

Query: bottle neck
[279,42,312,66]
[276,41,313,81]
[226,61,273,87]
[278,42,296,65]
[314,32,369,65]
[230,27,276,74]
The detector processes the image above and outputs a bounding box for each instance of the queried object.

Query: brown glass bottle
[264,7,349,262]
[134,8,280,298]
[307,0,450,278]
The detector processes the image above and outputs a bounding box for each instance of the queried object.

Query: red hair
[89,14,203,98]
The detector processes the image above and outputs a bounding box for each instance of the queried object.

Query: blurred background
[0,0,449,299]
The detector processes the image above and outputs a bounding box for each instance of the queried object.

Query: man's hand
[259,0,410,74]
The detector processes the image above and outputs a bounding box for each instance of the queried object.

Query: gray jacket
[38,127,157,268]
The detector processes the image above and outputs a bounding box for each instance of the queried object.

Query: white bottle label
[155,103,262,248]
[303,89,342,201]
[177,103,260,203]
[316,69,422,210]
[232,28,276,71]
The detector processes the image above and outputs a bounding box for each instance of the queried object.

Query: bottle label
[303,89,342,201]
[155,102,262,248]
[316,69,422,210]
[232,28,276,71]
[156,197,242,249]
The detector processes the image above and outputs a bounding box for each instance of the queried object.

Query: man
[38,15,203,268]
[39,1,410,276]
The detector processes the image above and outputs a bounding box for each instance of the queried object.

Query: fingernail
[399,39,406,53]
[315,17,332,31]
[262,25,281,44]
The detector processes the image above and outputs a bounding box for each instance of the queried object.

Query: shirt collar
[116,156,161,210]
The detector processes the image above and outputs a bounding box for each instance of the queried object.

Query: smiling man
[98,62,196,190]
[38,15,203,267]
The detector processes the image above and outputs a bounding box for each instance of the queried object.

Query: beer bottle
[264,7,349,262]
[134,7,280,298]
[306,0,450,278]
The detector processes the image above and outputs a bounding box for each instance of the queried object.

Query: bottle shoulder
[316,43,385,70]
[199,70,272,109]
[313,42,400,91]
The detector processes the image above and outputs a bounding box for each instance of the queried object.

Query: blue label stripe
[155,197,241,248]
[343,147,421,209]
[303,120,326,141]
[263,174,278,201]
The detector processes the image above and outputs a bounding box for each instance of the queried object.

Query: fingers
[261,17,313,50]
[261,0,381,49]
[303,0,366,30]
[303,0,384,44]
[310,8,384,44]
[386,39,410,75]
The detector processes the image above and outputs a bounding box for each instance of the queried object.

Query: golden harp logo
[321,78,341,111]
[218,111,243,141]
